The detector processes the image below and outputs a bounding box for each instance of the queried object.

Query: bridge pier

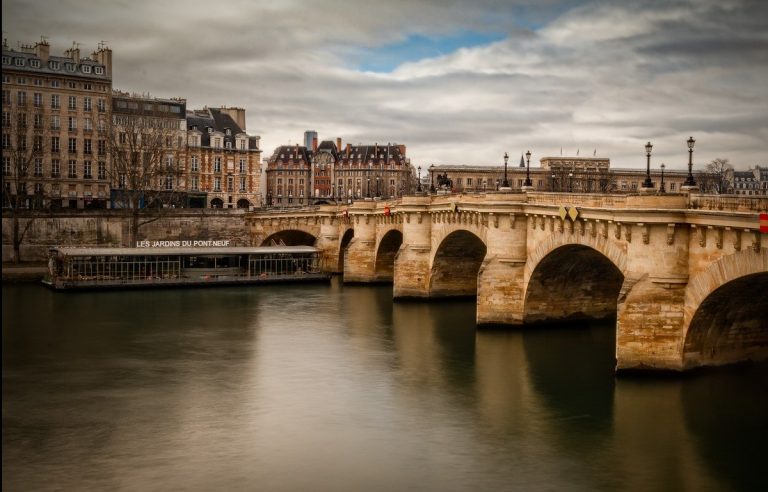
[477,213,528,325]
[394,197,432,298]
[343,203,377,283]
[616,275,687,371]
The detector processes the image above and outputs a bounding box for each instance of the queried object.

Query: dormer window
[225,141,232,149]
[30,59,41,68]
[65,62,75,71]
[14,58,24,66]
[207,127,213,133]
[49,60,60,70]
[94,66,104,75]
[225,128,231,136]
[1,56,10,65]
[81,65,91,74]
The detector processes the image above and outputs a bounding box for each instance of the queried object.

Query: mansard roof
[186,107,257,150]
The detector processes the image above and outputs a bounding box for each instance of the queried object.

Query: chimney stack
[312,137,318,152]
[336,137,342,151]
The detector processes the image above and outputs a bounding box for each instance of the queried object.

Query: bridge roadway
[247,192,768,373]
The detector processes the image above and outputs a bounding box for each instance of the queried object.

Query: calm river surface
[3,280,767,491]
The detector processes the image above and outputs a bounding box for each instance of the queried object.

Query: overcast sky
[4,0,767,169]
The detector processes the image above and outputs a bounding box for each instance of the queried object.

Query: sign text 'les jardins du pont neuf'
[135,240,232,248]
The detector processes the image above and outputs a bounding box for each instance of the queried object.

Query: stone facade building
[733,166,768,196]
[2,39,113,209]
[430,156,691,194]
[265,138,415,206]
[186,107,262,208]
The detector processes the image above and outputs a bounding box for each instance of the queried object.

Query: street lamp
[429,164,436,193]
[551,173,556,191]
[684,136,697,186]
[417,166,422,192]
[367,177,371,198]
[524,150,532,187]
[502,152,510,188]
[660,163,666,193]
[642,141,654,189]
[376,176,380,197]
[568,172,573,192]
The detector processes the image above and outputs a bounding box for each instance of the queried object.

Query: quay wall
[2,210,250,262]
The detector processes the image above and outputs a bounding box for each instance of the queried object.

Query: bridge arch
[429,229,487,297]
[683,250,768,369]
[524,235,627,323]
[261,229,317,246]
[374,229,403,282]
[337,228,354,272]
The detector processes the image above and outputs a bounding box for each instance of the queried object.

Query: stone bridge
[246,192,768,373]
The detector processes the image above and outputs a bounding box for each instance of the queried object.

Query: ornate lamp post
[376,176,380,197]
[417,166,422,192]
[502,152,510,188]
[568,172,573,192]
[551,173,556,191]
[367,177,371,198]
[660,163,666,193]
[429,164,436,193]
[524,150,532,187]
[642,141,654,189]
[684,136,697,186]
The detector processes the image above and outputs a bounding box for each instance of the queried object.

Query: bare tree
[2,101,48,263]
[699,158,733,194]
[103,113,185,245]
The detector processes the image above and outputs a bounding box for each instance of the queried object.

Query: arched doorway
[524,244,624,324]
[430,230,487,297]
[261,230,317,246]
[337,228,354,272]
[210,198,224,209]
[684,272,768,368]
[236,199,250,209]
[374,230,403,282]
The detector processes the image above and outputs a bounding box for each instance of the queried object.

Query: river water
[3,280,767,491]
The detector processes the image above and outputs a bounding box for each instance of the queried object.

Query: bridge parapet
[688,194,768,212]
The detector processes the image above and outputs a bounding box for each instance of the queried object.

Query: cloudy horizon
[4,0,767,170]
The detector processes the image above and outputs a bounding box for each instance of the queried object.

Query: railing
[688,194,768,212]
[525,192,629,208]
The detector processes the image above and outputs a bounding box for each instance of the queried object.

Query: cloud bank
[4,0,767,169]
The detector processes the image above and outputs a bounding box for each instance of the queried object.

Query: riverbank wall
[2,210,249,262]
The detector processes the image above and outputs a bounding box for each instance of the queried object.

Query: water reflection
[3,282,766,491]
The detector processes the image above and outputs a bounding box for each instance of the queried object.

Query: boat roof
[50,246,319,256]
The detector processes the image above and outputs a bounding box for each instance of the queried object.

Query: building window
[1,111,9,127]
[84,118,92,131]
[68,138,77,153]
[51,79,60,88]
[191,175,199,191]
[239,159,246,173]
[68,160,77,178]
[98,140,105,156]
[84,161,92,179]
[49,61,60,70]
[17,91,27,105]
[165,175,173,190]
[227,176,234,192]
[51,94,60,109]
[65,63,75,72]
[83,97,92,111]
[1,56,10,65]
[14,58,24,67]
[33,92,43,107]
[239,176,246,192]
[2,90,10,105]
[81,65,91,74]
[34,79,43,86]
[51,159,60,177]
[214,177,221,191]
[30,59,40,68]
[34,158,43,177]
[191,155,199,172]
[68,95,76,110]
[84,139,92,155]
[98,161,106,180]
[166,155,174,169]
[34,113,44,129]
[97,99,106,113]
[214,157,221,173]
[33,135,43,151]
[670,183,676,191]
[68,117,77,131]
[95,66,104,75]
[51,136,60,152]
[118,174,126,189]
[214,138,221,149]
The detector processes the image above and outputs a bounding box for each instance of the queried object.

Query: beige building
[2,39,113,209]
[186,107,262,208]
[431,156,692,194]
